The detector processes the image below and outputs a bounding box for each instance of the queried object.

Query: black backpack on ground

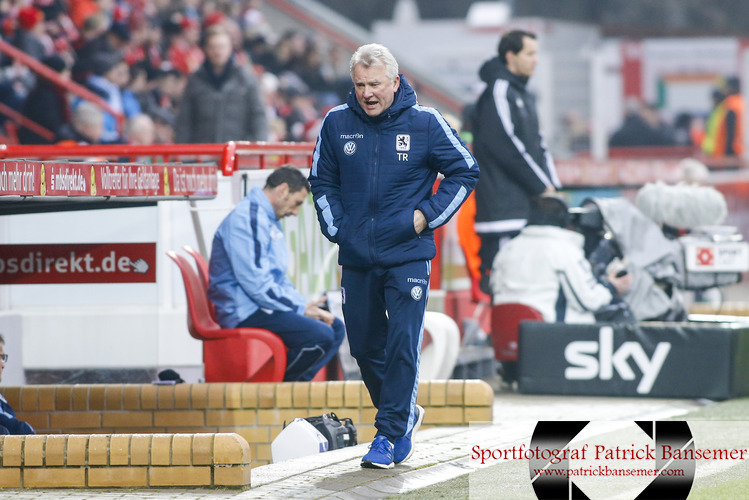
[304,412,357,450]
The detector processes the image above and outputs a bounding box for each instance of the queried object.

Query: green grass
[683,435,749,500]
[389,398,749,500]
[667,397,749,421]
[672,398,749,500]
[687,475,749,500]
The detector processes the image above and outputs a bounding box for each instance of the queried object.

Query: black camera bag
[304,412,357,450]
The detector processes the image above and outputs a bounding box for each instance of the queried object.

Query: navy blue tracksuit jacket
[0,393,34,435]
[309,75,478,440]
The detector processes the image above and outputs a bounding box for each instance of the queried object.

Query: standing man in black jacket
[472,30,561,294]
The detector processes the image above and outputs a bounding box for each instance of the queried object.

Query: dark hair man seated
[208,166,345,381]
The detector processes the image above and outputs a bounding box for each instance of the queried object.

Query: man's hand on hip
[414,210,427,234]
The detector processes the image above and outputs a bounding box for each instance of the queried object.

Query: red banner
[0,243,156,284]
[0,161,37,195]
[0,161,217,198]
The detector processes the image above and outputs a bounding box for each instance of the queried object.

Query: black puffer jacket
[472,57,560,233]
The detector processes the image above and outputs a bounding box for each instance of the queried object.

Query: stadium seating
[167,250,287,382]
[490,303,544,382]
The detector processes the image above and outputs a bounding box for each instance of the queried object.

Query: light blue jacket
[208,187,307,328]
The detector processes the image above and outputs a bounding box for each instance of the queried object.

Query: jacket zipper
[369,128,380,266]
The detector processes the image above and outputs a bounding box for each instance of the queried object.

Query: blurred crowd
[1,0,744,160]
[606,76,744,161]
[0,0,351,145]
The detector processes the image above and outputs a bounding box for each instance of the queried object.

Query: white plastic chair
[420,311,460,380]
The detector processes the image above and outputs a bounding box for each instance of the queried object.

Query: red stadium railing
[607,145,699,159]
[599,145,746,170]
[0,141,316,176]
[5,140,741,186]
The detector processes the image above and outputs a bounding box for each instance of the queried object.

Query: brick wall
[3,380,493,467]
[690,302,749,315]
[0,433,251,488]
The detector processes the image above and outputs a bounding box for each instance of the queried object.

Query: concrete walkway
[0,393,706,499]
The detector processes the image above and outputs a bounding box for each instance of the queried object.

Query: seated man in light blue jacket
[208,166,344,381]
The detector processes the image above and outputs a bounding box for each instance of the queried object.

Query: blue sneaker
[394,404,425,464]
[361,435,394,469]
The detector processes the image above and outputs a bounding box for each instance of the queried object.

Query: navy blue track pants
[341,260,430,441]
[238,310,345,382]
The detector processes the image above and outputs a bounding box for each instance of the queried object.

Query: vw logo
[343,141,357,156]
[411,286,423,301]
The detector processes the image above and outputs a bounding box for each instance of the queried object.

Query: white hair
[73,102,104,128]
[349,43,398,83]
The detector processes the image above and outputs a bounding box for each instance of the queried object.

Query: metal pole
[189,200,208,258]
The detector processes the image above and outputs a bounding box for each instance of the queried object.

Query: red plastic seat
[183,245,210,287]
[167,250,287,382]
[182,245,215,320]
[179,246,335,381]
[490,303,544,362]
